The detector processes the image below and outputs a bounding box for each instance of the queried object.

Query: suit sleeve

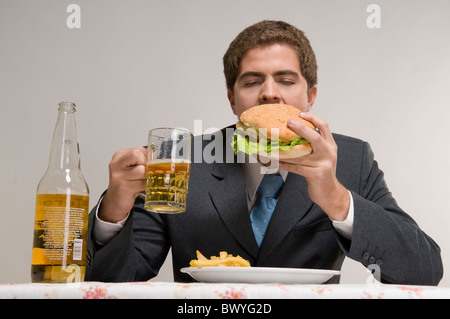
[338,141,443,285]
[85,195,170,282]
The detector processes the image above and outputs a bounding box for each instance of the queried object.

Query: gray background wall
[1,0,449,286]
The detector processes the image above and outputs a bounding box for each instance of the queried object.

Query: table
[1,281,450,299]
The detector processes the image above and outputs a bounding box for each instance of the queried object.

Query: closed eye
[274,70,300,86]
[277,79,296,85]
[243,80,262,87]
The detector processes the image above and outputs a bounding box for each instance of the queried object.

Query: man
[86,20,443,285]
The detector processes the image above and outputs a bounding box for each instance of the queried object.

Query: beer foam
[147,158,191,164]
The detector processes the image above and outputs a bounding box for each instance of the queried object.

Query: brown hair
[223,20,318,93]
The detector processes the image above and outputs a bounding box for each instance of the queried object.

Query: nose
[259,78,283,104]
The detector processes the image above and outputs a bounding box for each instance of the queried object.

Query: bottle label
[32,194,89,266]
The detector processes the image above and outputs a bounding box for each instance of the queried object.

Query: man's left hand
[278,112,350,221]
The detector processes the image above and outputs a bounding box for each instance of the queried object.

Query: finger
[124,164,147,182]
[109,148,148,186]
[123,147,147,167]
[278,161,315,177]
[279,154,316,165]
[299,112,333,142]
[287,118,321,146]
[111,147,147,169]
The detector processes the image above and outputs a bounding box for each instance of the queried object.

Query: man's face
[228,43,317,118]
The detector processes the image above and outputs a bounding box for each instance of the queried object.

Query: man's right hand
[98,147,147,223]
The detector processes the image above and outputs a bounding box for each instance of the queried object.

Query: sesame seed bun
[236,104,315,159]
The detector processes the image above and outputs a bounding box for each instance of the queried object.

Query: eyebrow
[238,71,264,80]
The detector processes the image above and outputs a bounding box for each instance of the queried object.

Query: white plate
[180,267,340,284]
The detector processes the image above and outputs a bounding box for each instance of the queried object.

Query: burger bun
[236,104,315,159]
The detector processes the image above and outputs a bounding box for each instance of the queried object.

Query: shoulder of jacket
[332,132,367,146]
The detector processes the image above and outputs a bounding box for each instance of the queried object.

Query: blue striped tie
[250,174,284,247]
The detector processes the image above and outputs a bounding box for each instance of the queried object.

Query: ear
[227,89,237,115]
[306,86,318,112]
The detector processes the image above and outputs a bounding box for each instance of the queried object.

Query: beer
[31,193,89,283]
[31,102,89,283]
[145,160,191,213]
[145,127,192,213]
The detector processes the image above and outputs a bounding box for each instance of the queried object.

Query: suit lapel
[208,162,260,259]
[258,172,314,258]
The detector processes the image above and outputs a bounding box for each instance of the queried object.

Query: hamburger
[232,104,316,159]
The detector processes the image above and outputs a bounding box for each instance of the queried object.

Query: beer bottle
[31,102,89,283]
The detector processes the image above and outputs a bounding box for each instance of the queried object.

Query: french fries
[189,250,251,267]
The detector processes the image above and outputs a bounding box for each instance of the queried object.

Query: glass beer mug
[144,128,192,214]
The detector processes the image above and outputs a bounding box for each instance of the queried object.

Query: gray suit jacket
[86,126,443,285]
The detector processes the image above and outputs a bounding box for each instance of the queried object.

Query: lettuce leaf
[231,133,308,155]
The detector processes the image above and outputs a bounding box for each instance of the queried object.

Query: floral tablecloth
[1,281,449,299]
